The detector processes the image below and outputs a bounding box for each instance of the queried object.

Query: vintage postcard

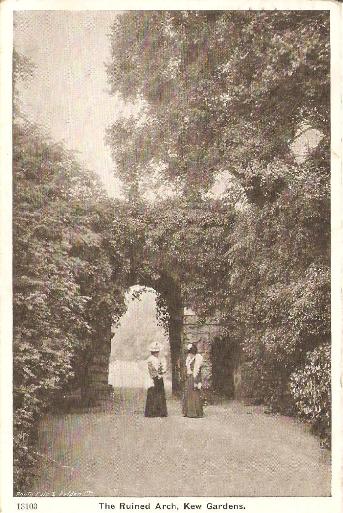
[0,1,342,513]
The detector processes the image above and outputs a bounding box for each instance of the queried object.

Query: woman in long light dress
[182,343,204,418]
[144,342,168,417]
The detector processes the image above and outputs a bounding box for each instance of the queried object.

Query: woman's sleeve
[148,361,158,379]
[186,355,192,375]
[193,354,203,380]
[160,357,167,374]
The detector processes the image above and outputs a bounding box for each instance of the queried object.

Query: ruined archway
[76,274,235,406]
[80,270,184,406]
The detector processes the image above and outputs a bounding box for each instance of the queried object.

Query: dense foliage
[13,114,128,492]
[290,344,331,446]
[106,11,330,440]
[107,11,329,194]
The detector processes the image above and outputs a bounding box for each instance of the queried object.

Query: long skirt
[182,376,204,418]
[145,377,168,417]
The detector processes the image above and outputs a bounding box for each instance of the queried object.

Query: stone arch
[72,251,239,407]
[81,271,184,406]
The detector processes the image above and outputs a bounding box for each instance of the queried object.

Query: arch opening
[108,285,172,392]
[81,273,184,407]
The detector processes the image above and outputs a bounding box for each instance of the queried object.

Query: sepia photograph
[1,1,342,511]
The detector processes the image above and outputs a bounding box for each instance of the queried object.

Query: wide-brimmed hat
[149,342,161,352]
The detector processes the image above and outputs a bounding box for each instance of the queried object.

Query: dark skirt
[182,376,204,418]
[145,377,168,417]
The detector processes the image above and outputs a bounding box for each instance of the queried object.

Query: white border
[0,0,341,11]
[330,1,343,509]
[1,1,342,513]
[0,0,14,510]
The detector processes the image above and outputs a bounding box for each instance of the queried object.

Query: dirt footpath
[30,389,331,497]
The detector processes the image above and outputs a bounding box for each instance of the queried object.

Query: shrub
[13,118,127,493]
[289,344,331,447]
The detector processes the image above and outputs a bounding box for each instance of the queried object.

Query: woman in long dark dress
[144,342,168,417]
[182,343,204,418]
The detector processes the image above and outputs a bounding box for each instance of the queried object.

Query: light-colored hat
[149,342,161,352]
[187,342,198,353]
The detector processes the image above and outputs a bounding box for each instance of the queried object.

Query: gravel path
[30,388,331,497]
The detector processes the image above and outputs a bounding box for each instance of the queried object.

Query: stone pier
[182,309,243,399]
[181,309,223,391]
[82,326,114,407]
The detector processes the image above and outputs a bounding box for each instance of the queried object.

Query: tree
[13,52,129,492]
[106,11,331,441]
[106,11,329,196]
